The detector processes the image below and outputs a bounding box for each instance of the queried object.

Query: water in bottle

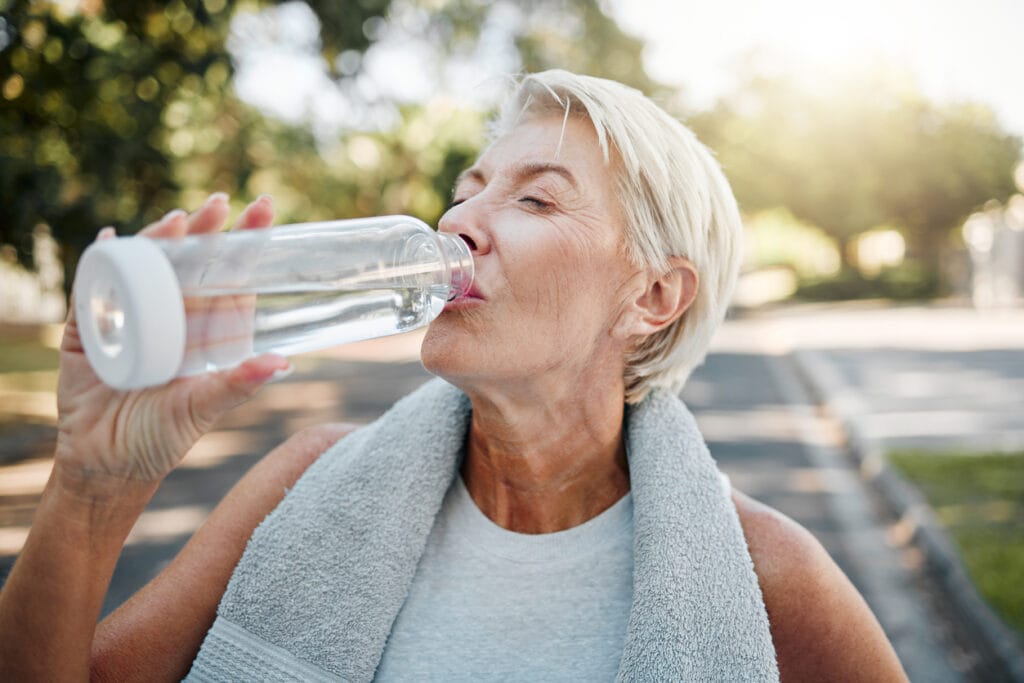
[73,216,473,390]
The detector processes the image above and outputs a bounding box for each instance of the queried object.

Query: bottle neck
[437,232,474,300]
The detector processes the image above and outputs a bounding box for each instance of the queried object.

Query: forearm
[90,423,353,681]
[0,469,156,681]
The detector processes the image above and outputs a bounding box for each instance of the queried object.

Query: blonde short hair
[490,70,743,403]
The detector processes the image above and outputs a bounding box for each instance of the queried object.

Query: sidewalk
[732,302,1024,680]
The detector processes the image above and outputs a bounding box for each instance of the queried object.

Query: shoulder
[195,421,360,538]
[729,488,908,682]
[730,489,827,593]
[223,422,360,504]
[263,422,360,481]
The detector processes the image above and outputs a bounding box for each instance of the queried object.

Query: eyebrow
[515,161,578,189]
[453,167,484,190]
[453,161,579,193]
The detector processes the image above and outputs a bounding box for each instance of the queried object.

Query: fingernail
[268,363,294,383]
[256,193,272,204]
[162,208,186,222]
[205,192,229,206]
[97,226,116,240]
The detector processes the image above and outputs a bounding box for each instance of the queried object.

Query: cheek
[504,233,588,317]
[504,232,626,336]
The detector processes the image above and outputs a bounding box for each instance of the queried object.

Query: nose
[438,199,491,256]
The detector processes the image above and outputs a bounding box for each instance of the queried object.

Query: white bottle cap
[73,237,186,390]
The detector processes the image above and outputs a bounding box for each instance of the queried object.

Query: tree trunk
[836,234,858,274]
[908,233,944,280]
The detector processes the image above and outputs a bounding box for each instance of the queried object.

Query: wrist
[19,467,157,571]
[49,461,159,518]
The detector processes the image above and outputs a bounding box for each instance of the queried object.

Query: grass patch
[0,340,59,374]
[888,450,1024,636]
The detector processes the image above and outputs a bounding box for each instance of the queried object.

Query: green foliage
[0,0,394,276]
[743,207,840,278]
[874,261,942,300]
[690,70,1022,285]
[4,0,238,268]
[1,0,654,292]
[9,0,1014,307]
[888,450,1024,636]
[513,0,660,96]
[795,262,942,301]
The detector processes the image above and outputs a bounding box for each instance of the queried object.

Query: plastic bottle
[72,216,473,390]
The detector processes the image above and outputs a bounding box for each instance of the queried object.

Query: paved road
[800,347,1024,453]
[685,350,972,681]
[735,303,1024,455]
[0,318,991,680]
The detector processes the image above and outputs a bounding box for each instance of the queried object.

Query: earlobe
[620,257,698,338]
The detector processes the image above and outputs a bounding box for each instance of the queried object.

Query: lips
[444,284,484,310]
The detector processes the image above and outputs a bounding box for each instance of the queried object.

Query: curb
[790,348,1024,682]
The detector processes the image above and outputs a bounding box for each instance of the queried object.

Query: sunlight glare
[610,0,1024,135]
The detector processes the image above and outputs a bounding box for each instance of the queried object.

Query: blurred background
[1,0,1022,679]
[2,0,1022,311]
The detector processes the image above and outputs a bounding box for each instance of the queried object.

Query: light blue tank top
[374,475,635,682]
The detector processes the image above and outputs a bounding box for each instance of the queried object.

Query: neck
[460,376,630,534]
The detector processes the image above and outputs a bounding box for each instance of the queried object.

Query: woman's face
[421,115,644,390]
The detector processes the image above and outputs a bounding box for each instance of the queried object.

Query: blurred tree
[0,0,392,282]
[1,0,653,292]
[690,75,887,271]
[512,0,658,94]
[691,70,1022,284]
[873,99,1020,277]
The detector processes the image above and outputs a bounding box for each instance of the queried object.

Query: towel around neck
[186,378,779,682]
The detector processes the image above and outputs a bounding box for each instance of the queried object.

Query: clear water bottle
[72,216,473,390]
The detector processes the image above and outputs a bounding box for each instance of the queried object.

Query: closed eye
[520,196,552,210]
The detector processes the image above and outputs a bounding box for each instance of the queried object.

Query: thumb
[186,355,292,431]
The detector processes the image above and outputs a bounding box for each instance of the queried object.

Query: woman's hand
[0,193,296,682]
[54,193,291,492]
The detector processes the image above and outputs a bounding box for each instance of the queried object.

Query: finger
[185,355,292,430]
[231,194,274,231]
[62,307,84,352]
[139,209,188,239]
[187,192,230,234]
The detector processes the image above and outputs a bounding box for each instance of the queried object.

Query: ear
[615,257,699,339]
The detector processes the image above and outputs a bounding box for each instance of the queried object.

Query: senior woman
[0,71,906,681]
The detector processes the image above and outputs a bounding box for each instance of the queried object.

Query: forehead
[464,115,614,190]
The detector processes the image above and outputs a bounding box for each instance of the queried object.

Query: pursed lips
[444,284,485,311]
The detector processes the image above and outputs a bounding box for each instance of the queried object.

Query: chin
[421,320,500,392]
[420,321,466,378]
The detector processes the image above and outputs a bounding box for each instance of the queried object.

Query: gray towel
[187,378,778,682]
